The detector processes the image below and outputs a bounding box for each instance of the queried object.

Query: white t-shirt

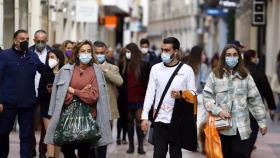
[141,62,196,124]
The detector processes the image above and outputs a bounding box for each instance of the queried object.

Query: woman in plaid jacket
[203,44,267,158]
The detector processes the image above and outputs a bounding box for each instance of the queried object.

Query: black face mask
[19,40,29,51]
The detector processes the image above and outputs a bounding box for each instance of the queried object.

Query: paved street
[8,115,280,158]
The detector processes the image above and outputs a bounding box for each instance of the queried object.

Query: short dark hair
[243,49,257,65]
[34,29,47,36]
[140,38,150,46]
[13,29,28,39]
[48,48,65,69]
[93,41,107,48]
[231,40,244,49]
[163,37,180,50]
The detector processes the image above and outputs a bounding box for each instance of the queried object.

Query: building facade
[0,0,130,48]
[147,0,199,52]
[235,0,280,77]
[0,0,45,48]
[266,0,280,76]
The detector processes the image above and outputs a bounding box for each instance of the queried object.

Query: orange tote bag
[204,114,224,158]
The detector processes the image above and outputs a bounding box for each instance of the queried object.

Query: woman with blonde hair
[60,40,75,63]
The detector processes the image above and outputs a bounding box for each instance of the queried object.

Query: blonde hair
[60,40,75,63]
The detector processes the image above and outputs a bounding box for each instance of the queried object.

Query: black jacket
[246,62,276,110]
[37,67,55,104]
[168,99,197,151]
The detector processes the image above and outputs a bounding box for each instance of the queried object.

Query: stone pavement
[250,119,280,158]
[8,115,280,158]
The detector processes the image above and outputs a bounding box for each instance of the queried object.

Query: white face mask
[141,48,148,54]
[126,52,131,60]
[48,59,58,69]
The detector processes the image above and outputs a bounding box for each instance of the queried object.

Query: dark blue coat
[0,47,46,108]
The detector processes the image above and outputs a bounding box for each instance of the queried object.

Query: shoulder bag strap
[152,62,184,124]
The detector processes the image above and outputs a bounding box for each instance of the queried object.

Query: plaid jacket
[203,70,267,140]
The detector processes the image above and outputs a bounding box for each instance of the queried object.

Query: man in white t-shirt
[141,37,196,158]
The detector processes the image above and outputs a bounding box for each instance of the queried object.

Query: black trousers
[0,113,9,158]
[248,113,259,156]
[90,145,107,158]
[117,102,128,141]
[61,142,91,158]
[0,105,34,158]
[220,132,251,158]
[153,122,182,158]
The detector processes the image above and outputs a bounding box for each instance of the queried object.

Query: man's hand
[0,104,3,113]
[218,110,231,119]
[141,119,149,135]
[171,90,181,99]
[260,127,268,136]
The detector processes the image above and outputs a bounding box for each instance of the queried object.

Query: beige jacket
[102,62,123,120]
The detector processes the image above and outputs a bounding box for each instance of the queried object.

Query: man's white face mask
[141,48,149,54]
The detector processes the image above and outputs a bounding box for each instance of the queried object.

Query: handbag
[148,62,184,145]
[54,97,101,145]
[215,101,233,131]
[215,117,232,130]
[204,114,224,158]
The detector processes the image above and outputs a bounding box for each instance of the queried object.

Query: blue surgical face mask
[225,56,239,68]
[79,53,92,64]
[161,52,173,63]
[96,54,106,64]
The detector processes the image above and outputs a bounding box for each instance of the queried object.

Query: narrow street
[9,117,280,158]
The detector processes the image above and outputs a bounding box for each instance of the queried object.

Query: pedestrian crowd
[0,29,279,158]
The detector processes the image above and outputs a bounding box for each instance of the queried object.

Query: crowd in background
[0,29,280,158]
